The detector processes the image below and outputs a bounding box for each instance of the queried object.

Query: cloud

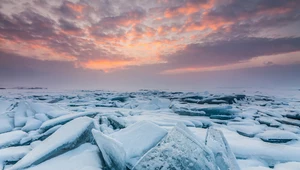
[1,0,300,75]
[0,11,56,41]
[59,19,82,34]
[163,0,212,18]
[164,37,300,69]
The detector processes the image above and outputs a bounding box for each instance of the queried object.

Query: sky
[0,0,300,90]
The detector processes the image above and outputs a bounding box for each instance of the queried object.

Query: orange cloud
[125,26,156,41]
[0,38,77,61]
[164,0,214,18]
[66,2,85,13]
[79,59,133,72]
[99,11,145,28]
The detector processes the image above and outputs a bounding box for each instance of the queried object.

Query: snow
[9,117,94,170]
[92,129,126,170]
[25,143,103,170]
[110,121,168,168]
[0,130,27,149]
[237,159,268,169]
[133,123,217,170]
[273,162,300,170]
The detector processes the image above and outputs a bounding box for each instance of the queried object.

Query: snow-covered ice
[257,129,298,143]
[25,143,103,170]
[0,117,13,134]
[133,123,217,170]
[110,120,168,168]
[21,118,43,132]
[0,88,300,169]
[0,130,27,149]
[8,117,94,170]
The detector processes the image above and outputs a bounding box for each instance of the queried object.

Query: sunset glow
[1,0,300,88]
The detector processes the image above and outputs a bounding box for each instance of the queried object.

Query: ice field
[0,88,300,170]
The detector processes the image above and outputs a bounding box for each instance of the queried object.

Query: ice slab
[205,128,240,170]
[92,129,126,170]
[110,121,168,168]
[216,128,300,166]
[257,117,281,127]
[0,100,12,114]
[107,115,126,129]
[133,123,217,170]
[0,146,31,166]
[25,143,103,170]
[172,105,239,119]
[28,102,69,118]
[231,124,264,138]
[39,112,98,132]
[0,117,13,134]
[13,102,29,127]
[0,130,27,149]
[286,113,300,120]
[9,117,94,170]
[257,130,298,143]
[21,118,43,132]
[34,114,49,122]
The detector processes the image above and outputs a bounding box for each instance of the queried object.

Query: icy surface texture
[0,88,300,169]
[92,129,126,170]
[205,127,240,170]
[133,123,217,170]
[110,120,168,168]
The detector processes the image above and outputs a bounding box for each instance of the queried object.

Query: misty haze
[1,0,300,170]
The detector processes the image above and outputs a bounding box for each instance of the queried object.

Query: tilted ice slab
[25,143,103,170]
[13,102,29,127]
[39,112,98,132]
[0,130,27,149]
[92,129,126,170]
[21,118,43,132]
[133,123,217,170]
[205,127,240,170]
[110,121,168,168]
[0,100,12,114]
[9,117,94,170]
[0,145,31,167]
